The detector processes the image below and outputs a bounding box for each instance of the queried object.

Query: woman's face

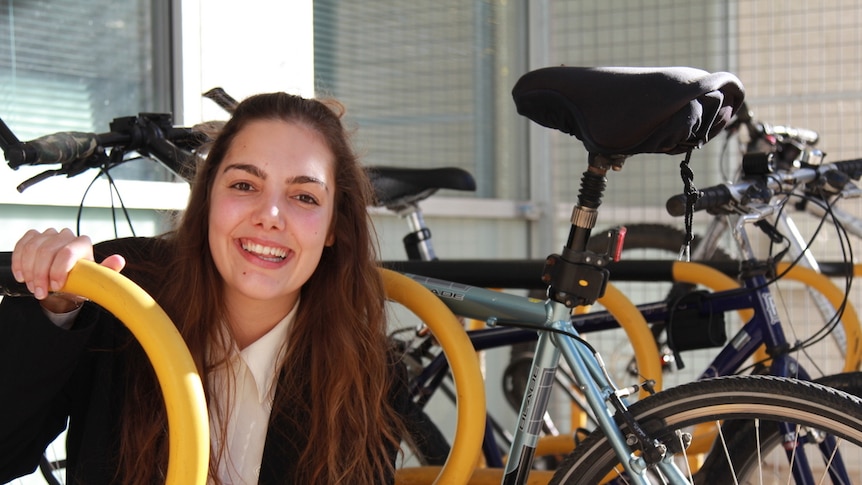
[208,119,336,316]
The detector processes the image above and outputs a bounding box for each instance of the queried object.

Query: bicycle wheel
[549,375,862,484]
[587,223,734,261]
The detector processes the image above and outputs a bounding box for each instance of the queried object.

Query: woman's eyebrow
[287,175,329,192]
[222,163,266,179]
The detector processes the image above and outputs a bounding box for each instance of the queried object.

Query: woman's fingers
[12,228,94,300]
[11,229,125,301]
[100,254,127,273]
[47,234,95,294]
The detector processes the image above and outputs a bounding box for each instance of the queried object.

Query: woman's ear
[325,231,336,247]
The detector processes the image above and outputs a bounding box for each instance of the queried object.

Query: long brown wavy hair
[115,92,404,484]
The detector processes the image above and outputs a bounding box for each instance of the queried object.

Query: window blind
[313,0,527,200]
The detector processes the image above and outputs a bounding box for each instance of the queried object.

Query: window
[0,0,174,182]
[313,0,528,201]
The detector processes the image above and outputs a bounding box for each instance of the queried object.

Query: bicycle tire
[697,371,862,483]
[549,374,862,484]
[402,400,451,466]
[587,223,734,261]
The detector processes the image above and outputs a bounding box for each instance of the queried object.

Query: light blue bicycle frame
[406,274,690,484]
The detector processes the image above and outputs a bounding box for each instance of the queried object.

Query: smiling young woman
[1,93,409,485]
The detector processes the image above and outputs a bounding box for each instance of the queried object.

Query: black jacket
[0,237,408,484]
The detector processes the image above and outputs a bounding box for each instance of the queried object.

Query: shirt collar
[238,299,298,403]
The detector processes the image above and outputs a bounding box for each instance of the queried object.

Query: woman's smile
[240,238,289,264]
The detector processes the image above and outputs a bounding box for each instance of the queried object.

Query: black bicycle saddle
[511,66,745,156]
[365,166,477,209]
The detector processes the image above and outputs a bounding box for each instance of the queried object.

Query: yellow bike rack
[776,262,862,372]
[597,283,664,396]
[382,269,487,485]
[61,260,209,485]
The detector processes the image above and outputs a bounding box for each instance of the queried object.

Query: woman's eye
[231,181,254,191]
[295,193,320,205]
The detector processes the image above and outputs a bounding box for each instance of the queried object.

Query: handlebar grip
[0,252,30,297]
[666,184,733,217]
[832,158,862,179]
[5,131,102,168]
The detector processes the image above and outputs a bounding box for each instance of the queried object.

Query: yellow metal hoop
[61,260,209,485]
[382,269,486,485]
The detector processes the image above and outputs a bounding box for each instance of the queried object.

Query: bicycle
[365,161,681,471]
[456,65,862,483]
[600,105,861,376]
[388,66,862,483]
[375,137,862,472]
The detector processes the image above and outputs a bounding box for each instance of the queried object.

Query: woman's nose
[253,198,285,230]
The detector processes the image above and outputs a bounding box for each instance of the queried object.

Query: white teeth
[242,241,287,260]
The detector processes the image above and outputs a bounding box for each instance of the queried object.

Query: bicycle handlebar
[6,131,120,168]
[833,158,862,179]
[666,158,862,216]
[727,101,820,148]
[766,123,819,146]
[666,184,734,217]
[1,113,205,191]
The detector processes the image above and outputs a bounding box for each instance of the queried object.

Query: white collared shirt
[208,302,297,485]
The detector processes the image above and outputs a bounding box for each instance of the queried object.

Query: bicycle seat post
[542,153,625,308]
[399,203,437,261]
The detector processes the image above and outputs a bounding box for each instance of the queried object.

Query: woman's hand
[11,228,126,312]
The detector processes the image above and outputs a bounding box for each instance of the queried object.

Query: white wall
[175,0,315,127]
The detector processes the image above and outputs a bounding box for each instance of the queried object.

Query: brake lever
[16,168,63,192]
[15,151,109,192]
